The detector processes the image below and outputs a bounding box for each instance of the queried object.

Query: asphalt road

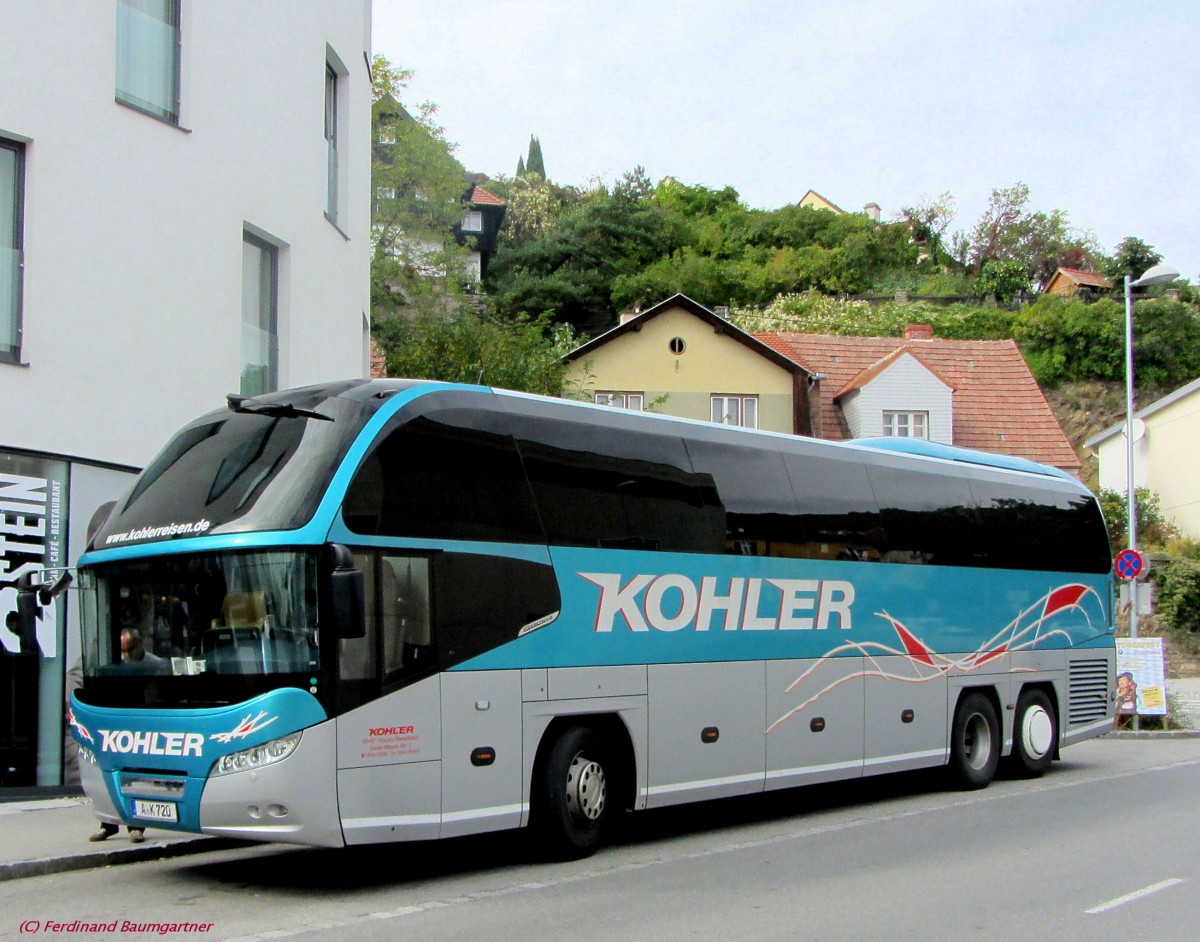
[3,737,1198,942]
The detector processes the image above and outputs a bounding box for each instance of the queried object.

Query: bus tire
[1007,688,1056,778]
[535,725,611,859]
[948,692,999,790]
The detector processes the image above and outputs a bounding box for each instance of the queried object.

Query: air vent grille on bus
[1068,658,1111,725]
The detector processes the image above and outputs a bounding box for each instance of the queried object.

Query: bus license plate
[131,799,178,822]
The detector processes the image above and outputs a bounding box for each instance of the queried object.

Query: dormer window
[461,211,483,232]
[883,411,929,439]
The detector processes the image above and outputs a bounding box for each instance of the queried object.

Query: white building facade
[0,0,372,791]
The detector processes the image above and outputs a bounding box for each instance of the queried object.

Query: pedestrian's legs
[88,821,120,842]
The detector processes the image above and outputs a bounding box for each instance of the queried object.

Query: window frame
[114,0,182,125]
[240,230,279,397]
[594,392,644,411]
[882,410,929,439]
[461,210,484,233]
[1,137,25,365]
[711,395,759,429]
[324,63,339,222]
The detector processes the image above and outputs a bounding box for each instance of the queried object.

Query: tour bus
[46,379,1114,857]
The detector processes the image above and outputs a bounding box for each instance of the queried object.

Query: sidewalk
[2,680,1199,883]
[0,797,243,882]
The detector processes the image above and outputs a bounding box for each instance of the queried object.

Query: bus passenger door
[440,670,524,838]
[766,656,864,790]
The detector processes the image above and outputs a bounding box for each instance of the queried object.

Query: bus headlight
[212,731,302,777]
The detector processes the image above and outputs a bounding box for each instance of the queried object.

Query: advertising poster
[0,451,70,786]
[1115,637,1168,717]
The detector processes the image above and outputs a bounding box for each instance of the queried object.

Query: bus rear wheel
[535,725,611,859]
[1007,688,1056,778]
[948,692,999,790]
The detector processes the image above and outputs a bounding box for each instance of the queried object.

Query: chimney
[864,202,881,222]
[903,324,933,341]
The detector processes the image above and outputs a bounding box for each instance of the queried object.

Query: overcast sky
[374,0,1198,281]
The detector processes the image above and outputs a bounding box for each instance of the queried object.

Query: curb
[1105,729,1200,740]
[0,836,248,883]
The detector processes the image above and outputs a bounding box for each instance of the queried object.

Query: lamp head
[1131,263,1180,288]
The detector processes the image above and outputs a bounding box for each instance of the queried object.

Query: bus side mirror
[328,545,365,639]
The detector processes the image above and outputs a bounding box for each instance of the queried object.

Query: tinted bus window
[863,457,979,566]
[505,402,719,554]
[685,439,803,557]
[782,448,883,562]
[969,472,1110,573]
[343,402,543,545]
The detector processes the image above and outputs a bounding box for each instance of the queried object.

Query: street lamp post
[1122,263,1179,643]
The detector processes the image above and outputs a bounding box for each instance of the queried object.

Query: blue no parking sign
[1115,548,1146,581]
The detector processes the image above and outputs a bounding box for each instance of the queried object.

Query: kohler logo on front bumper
[98,729,205,757]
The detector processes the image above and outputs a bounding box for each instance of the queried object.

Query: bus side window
[783,450,884,561]
[684,438,800,557]
[380,555,432,681]
[338,551,377,681]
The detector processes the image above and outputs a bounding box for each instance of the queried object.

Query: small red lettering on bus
[367,726,415,737]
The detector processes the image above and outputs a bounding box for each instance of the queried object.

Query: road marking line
[1087,878,1185,914]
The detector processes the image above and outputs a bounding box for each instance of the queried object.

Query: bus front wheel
[948,692,999,790]
[535,725,611,859]
[1007,688,1056,778]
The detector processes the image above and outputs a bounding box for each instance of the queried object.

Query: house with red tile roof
[756,325,1081,473]
[562,295,1080,475]
[1044,268,1113,297]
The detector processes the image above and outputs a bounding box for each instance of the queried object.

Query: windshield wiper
[226,394,333,422]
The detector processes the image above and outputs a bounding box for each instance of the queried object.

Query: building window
[883,411,929,439]
[711,395,758,429]
[669,337,687,355]
[378,125,396,145]
[595,392,644,411]
[241,232,278,396]
[324,64,339,222]
[1,138,24,364]
[461,211,483,233]
[115,0,181,123]
[376,186,395,201]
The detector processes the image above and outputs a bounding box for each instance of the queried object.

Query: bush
[1157,558,1200,635]
[1097,487,1179,554]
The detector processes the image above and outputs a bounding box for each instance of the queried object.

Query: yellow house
[562,294,815,434]
[1085,376,1200,539]
[797,189,845,214]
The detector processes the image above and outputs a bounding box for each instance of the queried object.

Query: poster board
[1115,637,1168,716]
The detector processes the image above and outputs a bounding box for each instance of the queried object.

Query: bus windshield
[88,382,379,550]
[80,550,320,692]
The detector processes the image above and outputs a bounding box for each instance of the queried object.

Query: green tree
[373,308,577,395]
[899,192,957,268]
[486,169,673,334]
[1098,487,1179,554]
[1107,236,1163,284]
[370,55,472,316]
[953,182,1102,291]
[525,135,546,178]
[516,154,526,177]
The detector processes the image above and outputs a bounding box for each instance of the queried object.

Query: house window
[115,0,181,123]
[376,186,395,201]
[595,392,644,411]
[1,138,24,364]
[461,211,483,233]
[883,411,929,439]
[241,231,278,396]
[712,395,758,429]
[324,64,338,221]
[378,125,396,145]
